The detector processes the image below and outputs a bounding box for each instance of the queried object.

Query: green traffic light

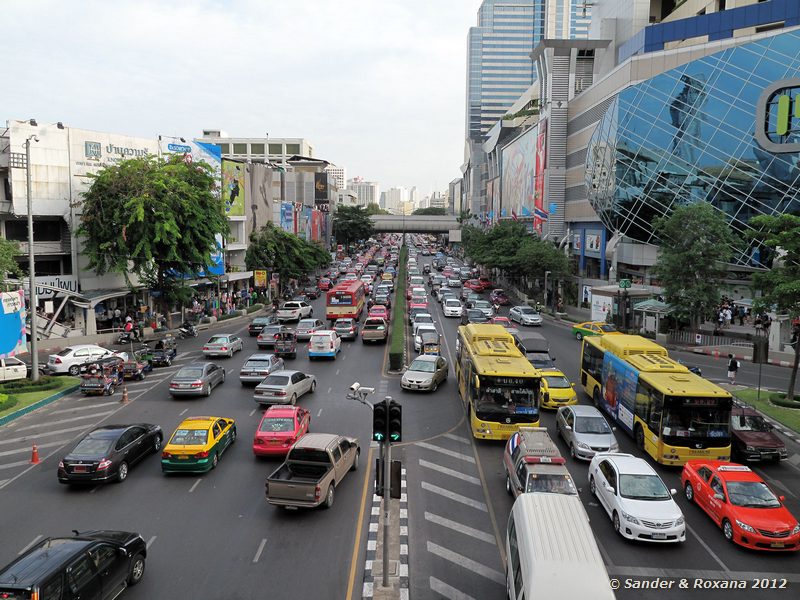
[374,433,385,441]
[390,433,400,441]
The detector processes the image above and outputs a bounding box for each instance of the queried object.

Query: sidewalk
[688,344,797,368]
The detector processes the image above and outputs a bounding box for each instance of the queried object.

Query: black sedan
[303,285,321,299]
[58,424,163,484]
[249,315,278,336]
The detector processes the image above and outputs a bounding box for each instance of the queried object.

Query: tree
[0,238,22,284]
[651,203,735,330]
[78,155,228,327]
[333,205,374,245]
[412,207,446,216]
[517,236,571,280]
[749,214,800,400]
[365,203,389,215]
[245,223,330,289]
[457,209,476,224]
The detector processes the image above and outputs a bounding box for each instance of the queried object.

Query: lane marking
[346,445,375,600]
[426,542,505,585]
[0,424,91,446]
[0,459,35,471]
[327,387,332,394]
[441,433,470,444]
[146,536,157,550]
[0,440,71,458]
[336,369,340,376]
[50,401,120,415]
[421,482,487,512]
[686,522,730,572]
[429,576,478,600]
[18,535,42,555]
[424,512,495,544]
[418,459,481,485]
[179,409,189,416]
[415,441,475,463]
[252,538,267,563]
[248,408,257,417]
[189,478,202,493]
[16,411,116,431]
[317,409,323,417]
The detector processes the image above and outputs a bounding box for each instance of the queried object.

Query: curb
[0,383,81,427]
[399,467,409,599]
[688,347,795,368]
[362,493,382,598]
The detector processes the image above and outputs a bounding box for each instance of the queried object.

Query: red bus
[326,280,366,322]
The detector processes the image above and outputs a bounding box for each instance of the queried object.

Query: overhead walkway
[370,215,459,233]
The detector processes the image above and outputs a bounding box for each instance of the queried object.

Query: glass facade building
[585,30,800,268]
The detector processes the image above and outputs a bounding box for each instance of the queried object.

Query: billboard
[0,290,27,359]
[222,160,246,216]
[254,270,268,288]
[314,172,328,200]
[600,352,638,434]
[533,120,547,232]
[501,127,537,219]
[280,203,294,233]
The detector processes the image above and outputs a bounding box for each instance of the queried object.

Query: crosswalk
[0,351,204,489]
[407,432,505,600]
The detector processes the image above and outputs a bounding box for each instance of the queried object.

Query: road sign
[619,279,631,289]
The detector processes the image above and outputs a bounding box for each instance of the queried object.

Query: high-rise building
[384,186,408,213]
[408,186,419,208]
[198,130,313,165]
[325,165,346,191]
[347,177,380,208]
[429,191,446,210]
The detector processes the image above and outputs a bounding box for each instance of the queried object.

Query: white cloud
[1,0,483,193]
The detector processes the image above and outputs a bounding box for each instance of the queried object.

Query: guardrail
[668,330,753,347]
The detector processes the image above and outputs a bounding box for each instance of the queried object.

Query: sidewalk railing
[668,330,752,348]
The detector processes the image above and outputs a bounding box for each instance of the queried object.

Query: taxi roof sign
[717,465,751,472]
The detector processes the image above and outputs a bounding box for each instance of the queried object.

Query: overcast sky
[2,0,481,196]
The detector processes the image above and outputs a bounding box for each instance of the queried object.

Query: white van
[506,494,615,600]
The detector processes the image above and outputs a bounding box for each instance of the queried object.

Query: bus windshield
[475,376,538,420]
[661,397,731,444]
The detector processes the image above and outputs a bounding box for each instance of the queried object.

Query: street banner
[314,172,328,200]
[222,160,246,216]
[254,270,268,288]
[0,289,27,359]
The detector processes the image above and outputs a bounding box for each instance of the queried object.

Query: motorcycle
[117,329,140,344]
[177,322,198,339]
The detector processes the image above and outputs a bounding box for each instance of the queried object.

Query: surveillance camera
[350,382,361,393]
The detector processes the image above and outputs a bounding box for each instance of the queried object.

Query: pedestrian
[727,353,739,385]
[723,307,732,328]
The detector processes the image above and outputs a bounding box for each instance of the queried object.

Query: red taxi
[465,279,485,293]
[681,460,800,551]
[318,278,333,291]
[252,406,311,457]
[489,316,513,328]
[369,305,390,320]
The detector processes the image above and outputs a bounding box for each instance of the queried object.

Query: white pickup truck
[276,301,313,322]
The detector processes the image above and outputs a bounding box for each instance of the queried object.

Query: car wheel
[127,553,146,586]
[116,462,128,483]
[153,435,162,453]
[290,394,297,406]
[684,482,694,503]
[589,476,596,497]
[613,511,621,534]
[505,475,513,496]
[351,451,359,471]
[575,331,583,340]
[211,453,219,469]
[69,365,80,376]
[204,384,211,397]
[106,385,116,396]
[570,444,576,459]
[309,309,313,317]
[323,485,335,509]
[722,519,734,542]
[221,371,226,383]
[432,381,439,392]
[310,381,317,393]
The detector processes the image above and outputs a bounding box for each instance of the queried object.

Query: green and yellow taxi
[539,369,579,410]
[571,321,621,340]
[161,415,237,473]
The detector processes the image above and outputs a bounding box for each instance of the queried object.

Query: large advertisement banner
[501,127,537,219]
[314,172,328,200]
[311,210,322,241]
[601,353,638,434]
[0,290,27,359]
[533,120,547,232]
[280,203,294,233]
[222,160,246,216]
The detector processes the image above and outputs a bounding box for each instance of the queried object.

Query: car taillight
[97,458,113,470]
[257,335,263,341]
[58,460,64,469]
[190,381,203,388]
[314,484,321,501]
[170,383,178,388]
[221,346,228,351]
[54,357,62,364]
[254,438,263,445]
[194,451,209,458]
[203,346,209,351]
[283,437,296,446]
[274,391,287,396]
[162,452,172,459]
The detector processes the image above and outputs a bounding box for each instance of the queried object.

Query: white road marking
[336,369,340,375]
[421,482,487,512]
[18,535,42,555]
[124,379,167,388]
[427,542,504,585]
[441,433,470,444]
[189,478,202,493]
[146,536,157,550]
[317,409,323,417]
[0,424,91,446]
[424,512,495,544]
[327,387,332,394]
[0,440,71,458]
[429,577,478,600]
[16,411,116,431]
[249,408,257,417]
[0,459,35,471]
[179,408,189,416]
[686,522,730,572]
[419,459,481,485]
[415,441,475,463]
[50,401,120,415]
[252,538,267,563]
[228,368,234,375]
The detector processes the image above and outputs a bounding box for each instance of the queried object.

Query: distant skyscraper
[347,177,380,208]
[384,187,408,213]
[325,165,346,191]
[409,186,419,208]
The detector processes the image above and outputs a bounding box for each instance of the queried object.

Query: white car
[0,357,28,381]
[588,453,685,543]
[254,369,317,405]
[277,301,313,322]
[414,324,438,352]
[47,344,115,375]
[443,298,463,318]
[203,333,244,358]
[509,305,543,326]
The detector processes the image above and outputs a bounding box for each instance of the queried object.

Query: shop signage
[35,275,79,300]
[755,78,800,153]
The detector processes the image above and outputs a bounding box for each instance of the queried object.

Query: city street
[1,252,799,600]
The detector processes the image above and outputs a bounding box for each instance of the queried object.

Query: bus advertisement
[326,280,365,322]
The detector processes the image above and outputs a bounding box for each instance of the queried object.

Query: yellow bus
[580,334,732,465]
[456,324,542,440]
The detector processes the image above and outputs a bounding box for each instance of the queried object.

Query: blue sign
[167,143,192,153]
[0,290,27,359]
[549,202,557,215]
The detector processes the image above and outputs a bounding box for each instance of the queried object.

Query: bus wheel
[634,424,645,449]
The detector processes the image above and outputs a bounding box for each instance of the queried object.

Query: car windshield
[544,375,571,389]
[732,414,772,432]
[445,300,461,307]
[259,417,295,433]
[207,336,228,344]
[335,320,354,327]
[575,416,611,434]
[170,429,208,446]
[726,481,781,508]
[283,303,301,309]
[176,368,204,379]
[298,320,317,327]
[72,437,113,455]
[262,326,281,335]
[244,360,271,369]
[618,474,671,500]
[598,324,618,332]
[410,360,436,373]
[526,473,578,495]
[475,301,490,309]
[262,375,289,386]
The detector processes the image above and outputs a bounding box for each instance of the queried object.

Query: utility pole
[26,135,40,382]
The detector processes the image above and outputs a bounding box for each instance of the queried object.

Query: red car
[478,276,494,289]
[465,279,485,292]
[318,278,333,291]
[489,289,510,306]
[408,300,427,311]
[252,406,311,457]
[369,305,390,320]
[681,460,800,551]
[489,316,512,328]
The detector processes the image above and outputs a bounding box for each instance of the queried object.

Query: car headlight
[577,442,591,450]
[422,379,433,385]
[745,445,756,452]
[620,510,640,525]
[736,519,755,533]
[676,515,685,526]
[791,524,800,535]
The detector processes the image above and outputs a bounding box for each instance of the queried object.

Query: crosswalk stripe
[441,433,470,444]
[429,577,477,600]
[426,542,505,585]
[420,482,487,512]
[418,459,480,485]
[0,440,71,458]
[50,401,119,415]
[16,410,116,431]
[424,512,495,544]
[0,424,92,446]
[123,378,167,388]
[0,460,34,471]
[415,442,475,463]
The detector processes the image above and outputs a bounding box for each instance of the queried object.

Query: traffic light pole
[382,428,391,587]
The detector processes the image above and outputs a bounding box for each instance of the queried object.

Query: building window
[4,219,61,242]
[218,143,230,154]
[250,143,265,155]
[268,144,283,155]
[286,144,301,155]
[232,143,247,155]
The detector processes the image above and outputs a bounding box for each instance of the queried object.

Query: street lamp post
[544,270,551,313]
[26,135,40,382]
[755,321,766,402]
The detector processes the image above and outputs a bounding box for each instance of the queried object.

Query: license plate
[270,439,281,444]
[73,465,88,473]
[771,542,785,548]
[180,384,190,389]
[652,533,667,540]
[177,455,189,460]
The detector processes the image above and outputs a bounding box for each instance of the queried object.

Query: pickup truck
[265,433,360,509]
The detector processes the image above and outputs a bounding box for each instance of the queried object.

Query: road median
[0,376,81,426]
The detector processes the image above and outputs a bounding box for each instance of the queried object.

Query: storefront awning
[222,271,253,282]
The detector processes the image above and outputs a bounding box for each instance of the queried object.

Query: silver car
[470,300,495,318]
[401,355,448,392]
[202,333,244,358]
[295,318,325,341]
[509,305,543,326]
[168,362,226,397]
[253,369,317,406]
[556,405,619,461]
[239,353,285,386]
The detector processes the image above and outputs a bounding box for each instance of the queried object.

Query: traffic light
[372,399,388,442]
[388,399,402,442]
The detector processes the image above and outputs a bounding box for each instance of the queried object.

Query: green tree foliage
[78,155,228,325]
[749,214,800,400]
[412,207,446,216]
[333,205,374,245]
[651,203,734,329]
[0,238,22,283]
[245,223,330,287]
[364,203,389,215]
[457,209,476,224]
